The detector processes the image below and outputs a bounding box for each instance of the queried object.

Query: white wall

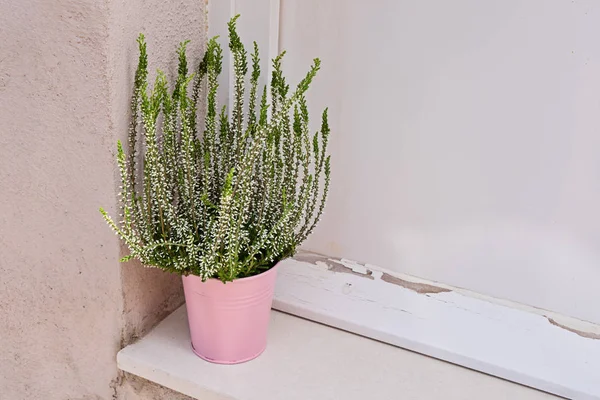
[279,0,600,325]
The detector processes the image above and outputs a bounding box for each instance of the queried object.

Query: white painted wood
[266,0,280,115]
[208,0,279,118]
[206,0,232,109]
[232,0,281,116]
[118,306,555,400]
[268,0,281,59]
[272,253,600,400]
[278,0,600,326]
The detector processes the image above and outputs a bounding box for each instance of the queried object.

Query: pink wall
[0,0,205,398]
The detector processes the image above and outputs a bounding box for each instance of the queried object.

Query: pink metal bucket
[182,265,279,364]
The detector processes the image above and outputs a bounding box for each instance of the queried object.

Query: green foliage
[101,15,331,282]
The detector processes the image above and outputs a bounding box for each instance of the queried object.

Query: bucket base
[190,342,267,364]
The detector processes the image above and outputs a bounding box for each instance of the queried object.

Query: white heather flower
[100,16,330,282]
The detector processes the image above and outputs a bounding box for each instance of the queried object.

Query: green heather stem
[100,15,331,282]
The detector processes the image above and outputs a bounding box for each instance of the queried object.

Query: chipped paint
[337,258,373,276]
[293,252,374,280]
[293,252,332,265]
[274,256,600,398]
[547,318,600,340]
[328,261,374,280]
[381,273,451,294]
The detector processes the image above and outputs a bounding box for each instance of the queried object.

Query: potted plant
[100,15,330,364]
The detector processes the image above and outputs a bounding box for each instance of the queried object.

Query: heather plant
[100,15,331,282]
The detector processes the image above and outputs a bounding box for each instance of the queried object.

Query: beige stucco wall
[0,0,206,399]
[107,0,207,347]
[118,374,194,400]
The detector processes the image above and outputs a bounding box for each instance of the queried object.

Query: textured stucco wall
[0,0,206,399]
[117,374,194,400]
[107,0,206,346]
[0,1,122,398]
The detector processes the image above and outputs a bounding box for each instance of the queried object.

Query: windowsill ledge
[117,305,555,400]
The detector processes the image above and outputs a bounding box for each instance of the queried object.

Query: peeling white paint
[272,251,600,400]
[337,258,371,275]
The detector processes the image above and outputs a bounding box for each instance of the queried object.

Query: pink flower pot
[182,264,279,364]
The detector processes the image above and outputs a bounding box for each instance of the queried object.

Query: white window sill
[117,306,554,400]
[118,252,600,399]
